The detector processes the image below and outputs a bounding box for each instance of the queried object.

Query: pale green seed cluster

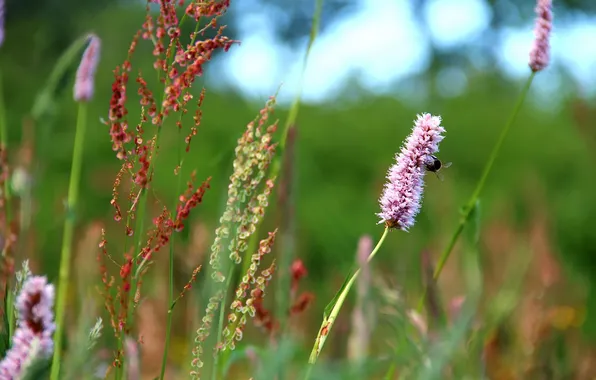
[220,231,276,350]
[190,291,223,378]
[208,98,278,282]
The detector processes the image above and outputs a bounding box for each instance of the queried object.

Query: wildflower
[74,34,101,102]
[0,276,55,378]
[378,113,445,230]
[529,0,553,72]
[0,0,5,47]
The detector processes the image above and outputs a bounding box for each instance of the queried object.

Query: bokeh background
[2,0,596,378]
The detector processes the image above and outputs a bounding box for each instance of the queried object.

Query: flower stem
[384,72,536,380]
[304,226,389,380]
[50,101,88,380]
[432,72,535,285]
[0,68,13,255]
[0,68,15,335]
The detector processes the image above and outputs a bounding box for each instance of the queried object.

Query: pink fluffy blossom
[529,0,553,72]
[74,34,101,102]
[0,276,55,379]
[378,113,445,231]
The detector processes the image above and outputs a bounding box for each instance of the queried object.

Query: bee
[424,155,451,181]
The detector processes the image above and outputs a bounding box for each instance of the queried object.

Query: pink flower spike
[74,34,101,102]
[0,0,5,48]
[0,276,56,379]
[529,0,553,72]
[378,113,445,231]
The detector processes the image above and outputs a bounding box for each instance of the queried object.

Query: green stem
[432,72,535,283]
[304,227,389,379]
[212,264,234,380]
[385,72,536,380]
[158,116,186,380]
[238,0,323,270]
[234,0,324,348]
[0,68,13,256]
[50,101,88,380]
[214,2,324,374]
[0,68,15,336]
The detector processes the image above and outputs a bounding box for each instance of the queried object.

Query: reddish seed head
[291,259,307,292]
[290,292,315,315]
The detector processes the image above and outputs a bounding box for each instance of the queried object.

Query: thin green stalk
[0,68,16,337]
[238,0,323,268]
[158,116,186,380]
[50,101,88,380]
[235,0,324,337]
[273,0,323,332]
[304,227,390,380]
[212,265,235,380]
[432,72,535,283]
[385,72,535,380]
[216,2,324,372]
[0,68,13,256]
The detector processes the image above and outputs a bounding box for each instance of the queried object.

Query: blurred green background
[2,0,596,378]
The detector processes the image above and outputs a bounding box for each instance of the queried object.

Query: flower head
[529,0,553,72]
[0,276,55,379]
[378,113,445,231]
[74,34,101,102]
[15,276,55,355]
[0,0,5,48]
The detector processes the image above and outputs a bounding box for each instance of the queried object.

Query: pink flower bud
[74,34,101,102]
[529,0,553,72]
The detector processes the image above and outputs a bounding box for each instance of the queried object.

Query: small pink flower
[529,0,553,72]
[74,34,101,102]
[378,113,445,230]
